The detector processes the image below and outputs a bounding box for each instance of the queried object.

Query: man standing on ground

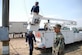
[26,30,36,55]
[52,24,65,55]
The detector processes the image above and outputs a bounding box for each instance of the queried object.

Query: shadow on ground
[65,41,82,53]
[35,47,52,55]
[35,41,82,55]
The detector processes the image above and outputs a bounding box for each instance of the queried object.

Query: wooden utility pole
[2,0,10,55]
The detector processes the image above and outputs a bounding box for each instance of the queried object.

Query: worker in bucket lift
[31,2,39,15]
[30,2,42,25]
[25,30,36,55]
[52,24,65,55]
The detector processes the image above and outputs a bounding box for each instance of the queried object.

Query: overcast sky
[0,0,82,27]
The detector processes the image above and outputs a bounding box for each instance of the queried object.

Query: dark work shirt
[26,33,36,44]
[31,5,39,13]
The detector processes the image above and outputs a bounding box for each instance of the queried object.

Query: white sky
[0,0,82,27]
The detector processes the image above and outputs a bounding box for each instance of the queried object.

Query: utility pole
[2,0,10,55]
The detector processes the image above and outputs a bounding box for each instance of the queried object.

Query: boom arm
[27,15,77,31]
[42,17,77,25]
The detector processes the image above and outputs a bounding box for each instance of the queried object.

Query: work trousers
[29,43,33,55]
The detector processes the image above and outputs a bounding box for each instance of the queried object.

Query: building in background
[9,22,28,38]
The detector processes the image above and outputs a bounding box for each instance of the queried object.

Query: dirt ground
[0,36,82,55]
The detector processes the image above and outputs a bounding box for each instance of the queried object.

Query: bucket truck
[27,14,82,48]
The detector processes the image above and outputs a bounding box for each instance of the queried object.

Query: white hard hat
[28,30,33,33]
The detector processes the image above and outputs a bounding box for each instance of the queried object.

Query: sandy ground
[0,35,82,55]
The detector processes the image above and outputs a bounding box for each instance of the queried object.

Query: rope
[40,7,44,16]
[10,43,20,55]
[23,0,31,23]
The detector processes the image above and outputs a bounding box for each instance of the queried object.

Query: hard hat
[28,30,33,33]
[53,24,61,29]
